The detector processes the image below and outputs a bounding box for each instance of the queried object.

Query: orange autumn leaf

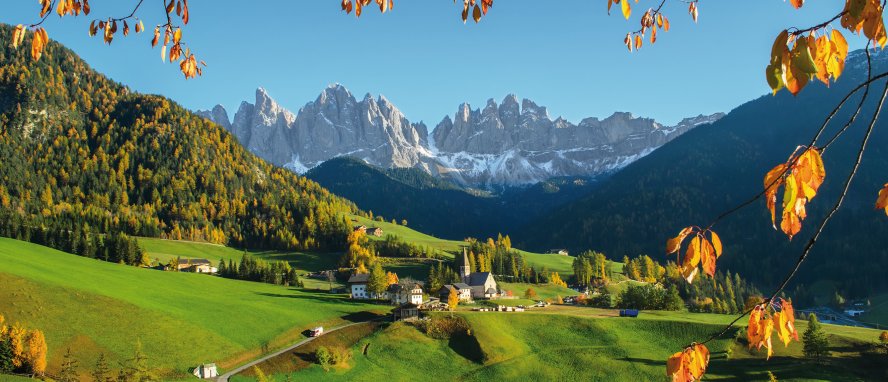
[875,183,888,215]
[699,237,716,277]
[666,344,709,382]
[666,227,694,254]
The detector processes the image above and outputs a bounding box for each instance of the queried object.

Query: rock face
[198,85,723,188]
[199,85,429,173]
[429,97,724,187]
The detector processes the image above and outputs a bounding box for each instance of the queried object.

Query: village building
[177,258,216,274]
[438,248,499,301]
[353,225,367,233]
[392,303,421,321]
[439,284,473,302]
[366,227,384,237]
[348,273,371,299]
[388,283,423,306]
[549,249,570,256]
[192,363,218,379]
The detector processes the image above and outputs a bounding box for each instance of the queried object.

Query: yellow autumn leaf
[622,0,631,20]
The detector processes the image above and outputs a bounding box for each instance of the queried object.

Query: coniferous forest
[0,26,357,254]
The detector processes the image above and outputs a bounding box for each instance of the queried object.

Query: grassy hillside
[139,237,341,274]
[236,309,886,381]
[351,215,594,277]
[0,238,387,379]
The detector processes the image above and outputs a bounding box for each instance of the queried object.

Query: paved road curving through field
[216,321,368,382]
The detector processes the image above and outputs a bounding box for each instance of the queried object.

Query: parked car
[309,326,324,337]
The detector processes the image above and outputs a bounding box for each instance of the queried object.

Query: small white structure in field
[192,363,218,379]
[310,327,324,337]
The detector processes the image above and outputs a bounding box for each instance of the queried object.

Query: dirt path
[216,321,368,382]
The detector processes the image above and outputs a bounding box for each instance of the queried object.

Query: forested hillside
[521,50,888,300]
[0,25,356,252]
[307,157,598,239]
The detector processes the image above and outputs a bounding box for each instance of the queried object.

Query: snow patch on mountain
[199,86,723,188]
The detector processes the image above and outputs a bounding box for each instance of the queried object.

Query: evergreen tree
[119,341,157,382]
[0,339,13,373]
[803,314,830,363]
[91,353,112,382]
[58,348,79,382]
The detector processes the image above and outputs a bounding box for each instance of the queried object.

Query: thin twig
[693,75,888,349]
[822,43,873,153]
[788,11,847,36]
[111,0,146,22]
[705,70,888,229]
[766,78,888,304]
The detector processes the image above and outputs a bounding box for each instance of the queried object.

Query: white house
[192,363,218,379]
[389,283,424,305]
[348,273,371,299]
[440,283,473,302]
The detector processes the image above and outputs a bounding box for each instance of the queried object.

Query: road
[215,321,367,382]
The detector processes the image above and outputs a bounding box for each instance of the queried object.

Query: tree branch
[694,75,888,348]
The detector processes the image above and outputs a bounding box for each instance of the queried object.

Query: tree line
[0,212,147,266]
[217,253,302,287]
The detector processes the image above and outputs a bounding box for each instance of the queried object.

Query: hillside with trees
[0,25,357,255]
[521,51,888,301]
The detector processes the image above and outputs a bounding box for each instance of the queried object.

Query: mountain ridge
[199,86,723,188]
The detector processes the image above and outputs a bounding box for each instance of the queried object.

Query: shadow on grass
[449,332,485,364]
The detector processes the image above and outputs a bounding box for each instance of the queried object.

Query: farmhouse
[549,249,569,256]
[439,284,473,302]
[388,283,423,305]
[392,303,420,321]
[353,225,367,233]
[177,258,216,274]
[366,227,384,237]
[348,273,371,299]
[192,363,218,379]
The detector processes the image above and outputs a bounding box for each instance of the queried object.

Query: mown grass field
[0,238,388,380]
[235,308,887,382]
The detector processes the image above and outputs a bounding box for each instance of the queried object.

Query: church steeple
[460,247,471,280]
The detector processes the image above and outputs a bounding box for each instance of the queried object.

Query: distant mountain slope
[0,24,354,251]
[520,49,888,298]
[306,157,599,239]
[201,87,722,188]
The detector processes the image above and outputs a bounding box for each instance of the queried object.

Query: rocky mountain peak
[203,86,722,188]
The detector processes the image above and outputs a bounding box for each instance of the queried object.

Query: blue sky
[0,1,865,126]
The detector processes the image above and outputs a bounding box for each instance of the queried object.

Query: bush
[315,346,351,371]
[315,346,333,371]
[419,315,470,340]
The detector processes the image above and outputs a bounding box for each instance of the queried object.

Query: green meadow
[235,309,887,382]
[0,238,387,379]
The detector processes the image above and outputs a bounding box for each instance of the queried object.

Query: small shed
[392,303,420,321]
[192,363,218,379]
[619,309,640,318]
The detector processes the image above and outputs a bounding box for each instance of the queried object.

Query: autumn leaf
[764,163,788,228]
[666,227,694,254]
[699,236,716,277]
[789,0,804,9]
[688,2,698,23]
[875,183,888,215]
[709,230,723,258]
[666,344,709,382]
[621,0,631,20]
